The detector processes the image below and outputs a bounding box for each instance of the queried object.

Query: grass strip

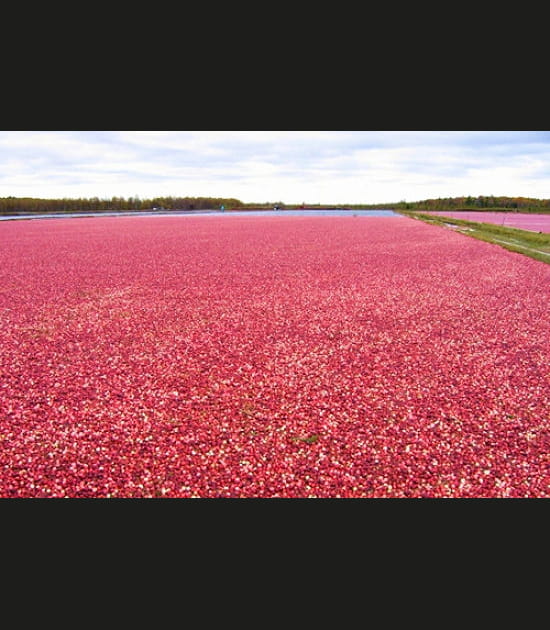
[399,211,550,265]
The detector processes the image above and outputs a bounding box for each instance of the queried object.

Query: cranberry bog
[1,215,548,498]
[421,211,550,233]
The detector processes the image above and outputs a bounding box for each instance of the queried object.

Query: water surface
[0,209,401,221]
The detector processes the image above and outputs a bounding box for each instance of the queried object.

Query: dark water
[0,209,401,221]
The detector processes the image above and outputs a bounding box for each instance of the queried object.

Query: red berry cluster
[0,215,548,497]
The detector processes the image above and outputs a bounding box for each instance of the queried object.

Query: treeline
[364,196,550,212]
[0,196,245,214]
[3,195,550,214]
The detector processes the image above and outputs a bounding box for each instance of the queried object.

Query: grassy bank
[400,211,550,265]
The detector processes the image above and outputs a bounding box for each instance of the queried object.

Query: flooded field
[0,209,401,221]
[422,211,550,233]
[1,214,548,497]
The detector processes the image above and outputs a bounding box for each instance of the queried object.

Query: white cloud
[0,130,549,203]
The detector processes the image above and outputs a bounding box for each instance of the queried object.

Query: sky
[1,130,549,205]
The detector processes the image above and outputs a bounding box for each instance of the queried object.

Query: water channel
[0,209,401,221]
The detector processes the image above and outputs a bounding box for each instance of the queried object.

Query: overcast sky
[1,130,549,204]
